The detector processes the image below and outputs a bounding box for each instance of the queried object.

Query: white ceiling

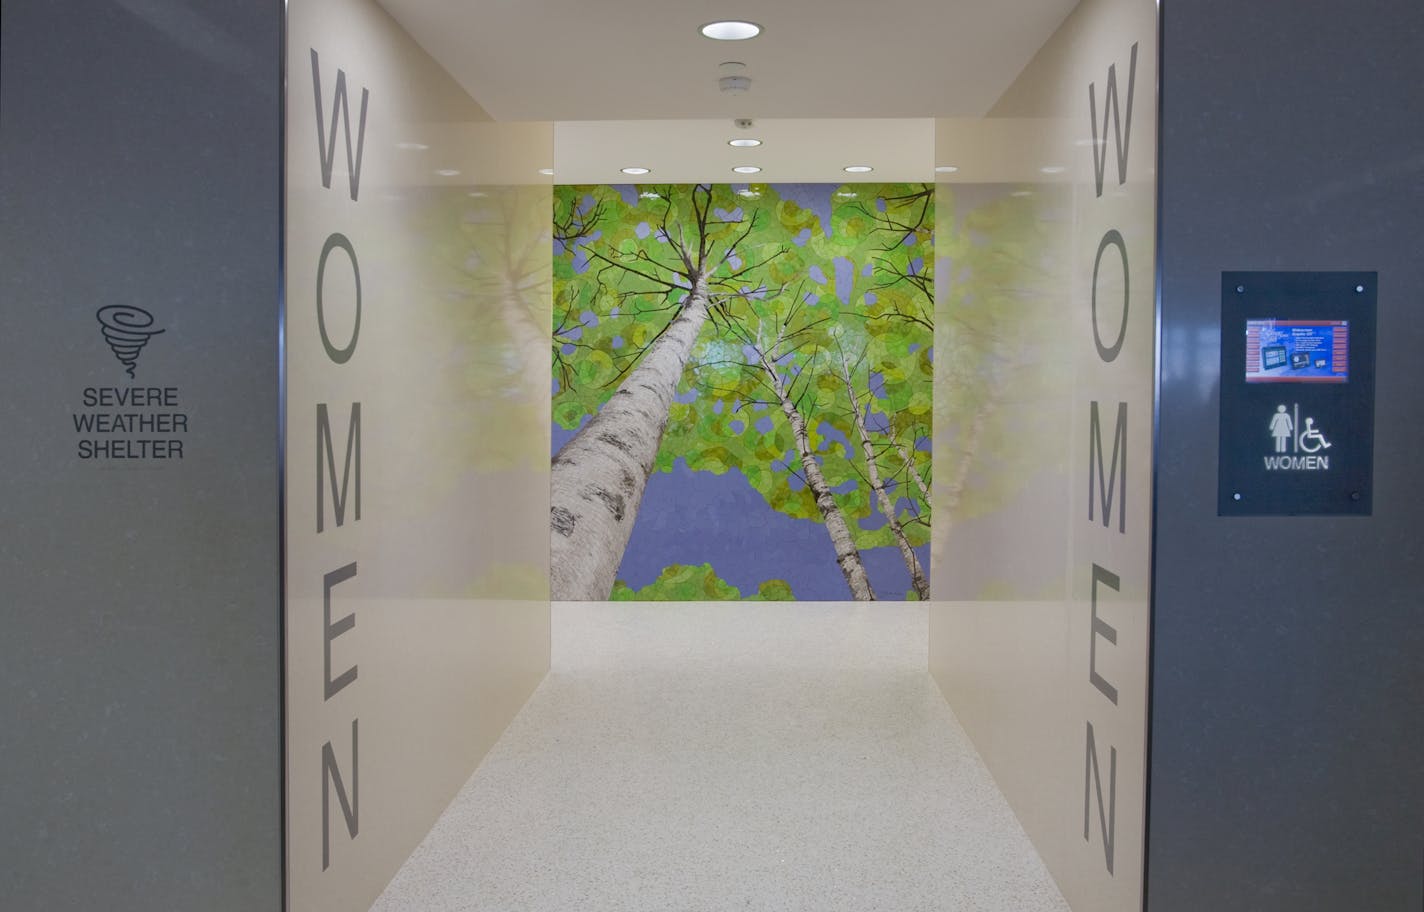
[553,118,935,185]
[377,0,1080,183]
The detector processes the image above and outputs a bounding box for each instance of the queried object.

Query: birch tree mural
[551,183,935,601]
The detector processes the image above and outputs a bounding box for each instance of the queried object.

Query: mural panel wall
[928,0,1157,909]
[550,183,934,601]
[284,0,552,908]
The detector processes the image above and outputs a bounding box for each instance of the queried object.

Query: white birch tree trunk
[837,353,929,600]
[758,351,876,601]
[941,398,995,518]
[500,273,554,428]
[893,438,932,507]
[549,275,709,600]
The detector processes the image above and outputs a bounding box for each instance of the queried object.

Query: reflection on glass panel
[283,1,551,908]
[929,1,1157,910]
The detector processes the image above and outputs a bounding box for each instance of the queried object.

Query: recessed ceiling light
[1010,190,1034,198]
[728,138,762,148]
[538,168,555,176]
[934,165,959,173]
[844,165,873,173]
[701,20,762,40]
[434,168,460,177]
[467,191,488,198]
[621,167,651,175]
[396,141,429,151]
[732,165,762,174]
[1040,165,1067,174]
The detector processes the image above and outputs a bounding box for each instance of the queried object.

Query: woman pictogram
[1269,404,1294,453]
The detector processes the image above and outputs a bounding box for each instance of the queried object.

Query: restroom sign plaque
[1217,271,1376,516]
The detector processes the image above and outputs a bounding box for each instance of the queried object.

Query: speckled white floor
[369,602,1070,912]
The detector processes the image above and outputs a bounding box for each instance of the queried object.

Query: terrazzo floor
[369,601,1071,912]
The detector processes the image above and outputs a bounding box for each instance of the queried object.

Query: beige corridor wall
[284,1,553,908]
[929,0,1157,909]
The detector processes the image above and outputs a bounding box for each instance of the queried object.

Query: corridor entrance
[281,0,1158,909]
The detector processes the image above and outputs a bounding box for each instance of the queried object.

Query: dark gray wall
[0,1,283,910]
[1150,1,1423,910]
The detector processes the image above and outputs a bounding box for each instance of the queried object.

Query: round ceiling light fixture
[934,165,959,173]
[732,165,762,174]
[396,141,429,151]
[434,168,461,177]
[728,138,762,148]
[621,167,651,175]
[701,20,762,40]
[843,165,874,173]
[1040,165,1067,174]
[538,168,555,176]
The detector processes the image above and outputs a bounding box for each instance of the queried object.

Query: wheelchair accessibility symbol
[1298,417,1331,453]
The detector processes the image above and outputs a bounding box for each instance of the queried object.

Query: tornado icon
[96,305,164,378]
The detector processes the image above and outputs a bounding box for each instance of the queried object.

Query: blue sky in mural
[551,423,929,600]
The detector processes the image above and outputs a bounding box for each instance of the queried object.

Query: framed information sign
[1218,271,1377,516]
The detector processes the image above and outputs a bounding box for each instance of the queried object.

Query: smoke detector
[734,118,754,129]
[719,61,750,95]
